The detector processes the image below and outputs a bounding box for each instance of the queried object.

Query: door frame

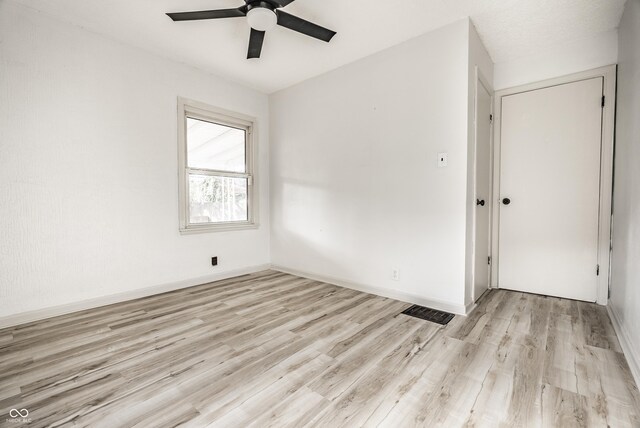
[471,67,494,302]
[490,65,617,305]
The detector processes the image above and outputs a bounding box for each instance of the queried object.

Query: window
[178,98,257,233]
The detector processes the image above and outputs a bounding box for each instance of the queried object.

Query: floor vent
[401,305,454,325]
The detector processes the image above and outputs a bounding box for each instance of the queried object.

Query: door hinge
[488,256,491,265]
[601,96,605,107]
[596,264,600,276]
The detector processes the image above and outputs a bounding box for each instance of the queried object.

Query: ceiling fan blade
[275,10,336,42]
[247,28,266,59]
[167,7,246,22]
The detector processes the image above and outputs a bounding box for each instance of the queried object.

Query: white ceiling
[15,0,626,93]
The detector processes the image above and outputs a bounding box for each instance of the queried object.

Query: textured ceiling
[13,0,626,93]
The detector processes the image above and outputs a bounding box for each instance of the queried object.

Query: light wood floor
[1,270,639,427]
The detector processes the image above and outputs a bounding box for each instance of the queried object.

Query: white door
[498,77,603,302]
[473,80,492,302]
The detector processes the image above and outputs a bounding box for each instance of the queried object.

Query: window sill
[179,222,259,235]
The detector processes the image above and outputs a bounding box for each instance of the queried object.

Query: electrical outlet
[392,268,400,281]
[211,257,218,266]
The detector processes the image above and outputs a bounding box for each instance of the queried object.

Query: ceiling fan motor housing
[246,1,278,31]
[246,1,278,12]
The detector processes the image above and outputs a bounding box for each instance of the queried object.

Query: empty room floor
[1,270,639,427]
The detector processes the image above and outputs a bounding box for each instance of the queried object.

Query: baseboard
[607,302,640,389]
[465,301,477,315]
[271,264,469,316]
[0,264,271,329]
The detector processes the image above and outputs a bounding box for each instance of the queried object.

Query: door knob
[476,199,485,206]
[502,198,511,205]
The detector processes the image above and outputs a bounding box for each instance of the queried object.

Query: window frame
[177,97,258,234]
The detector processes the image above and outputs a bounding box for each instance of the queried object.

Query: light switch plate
[437,152,448,168]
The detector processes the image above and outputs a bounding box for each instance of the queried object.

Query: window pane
[187,117,246,173]
[188,174,248,224]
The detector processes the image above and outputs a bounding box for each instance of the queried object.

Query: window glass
[188,174,248,223]
[186,117,246,173]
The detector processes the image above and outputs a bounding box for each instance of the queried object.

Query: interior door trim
[490,65,617,305]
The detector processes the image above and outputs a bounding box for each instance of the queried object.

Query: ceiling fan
[166,1,337,59]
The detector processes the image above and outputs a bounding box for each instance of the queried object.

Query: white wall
[610,0,640,386]
[493,29,618,90]
[270,20,472,314]
[0,1,270,319]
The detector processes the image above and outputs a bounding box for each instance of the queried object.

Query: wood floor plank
[307,315,424,401]
[246,386,329,428]
[541,383,608,428]
[0,270,638,427]
[192,349,334,426]
[307,322,441,428]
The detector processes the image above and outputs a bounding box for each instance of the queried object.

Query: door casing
[490,65,617,305]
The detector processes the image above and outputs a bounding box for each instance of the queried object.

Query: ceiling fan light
[247,8,277,31]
